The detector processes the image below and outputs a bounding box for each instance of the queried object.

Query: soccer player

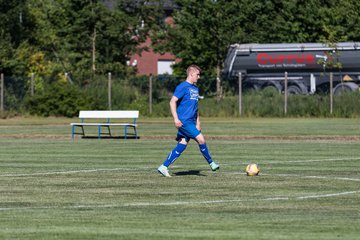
[157,64,220,177]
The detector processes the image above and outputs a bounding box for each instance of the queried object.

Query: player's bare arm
[196,111,201,131]
[170,96,182,128]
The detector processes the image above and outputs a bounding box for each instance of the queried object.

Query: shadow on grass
[173,170,207,177]
[81,136,139,140]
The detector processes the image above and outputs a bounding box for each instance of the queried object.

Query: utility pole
[330,72,333,114]
[238,72,242,116]
[108,72,112,110]
[149,74,153,115]
[284,72,288,115]
[31,72,35,96]
[1,73,4,111]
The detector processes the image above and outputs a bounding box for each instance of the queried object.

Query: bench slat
[71,123,137,126]
[79,110,139,119]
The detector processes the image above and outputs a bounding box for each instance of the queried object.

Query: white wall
[157,60,174,75]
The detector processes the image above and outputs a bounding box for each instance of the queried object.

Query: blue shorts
[176,122,201,142]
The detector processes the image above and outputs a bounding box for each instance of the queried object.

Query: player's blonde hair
[186,64,201,76]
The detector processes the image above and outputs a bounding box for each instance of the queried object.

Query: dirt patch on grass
[0,134,70,140]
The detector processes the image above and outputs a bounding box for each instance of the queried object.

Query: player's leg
[195,133,212,162]
[163,139,188,167]
[194,133,220,171]
[158,136,188,177]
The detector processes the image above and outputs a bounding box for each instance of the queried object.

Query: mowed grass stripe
[2,189,360,212]
[1,162,358,205]
[1,139,359,174]
[1,155,360,177]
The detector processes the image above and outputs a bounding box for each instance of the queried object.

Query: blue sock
[163,143,187,167]
[199,143,213,164]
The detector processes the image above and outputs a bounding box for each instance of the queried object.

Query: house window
[157,60,174,75]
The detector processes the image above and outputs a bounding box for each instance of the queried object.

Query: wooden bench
[70,110,139,140]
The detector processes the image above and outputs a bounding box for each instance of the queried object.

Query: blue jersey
[173,81,199,123]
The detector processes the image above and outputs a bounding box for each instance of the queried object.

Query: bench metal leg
[72,126,75,141]
[105,126,111,136]
[134,127,138,139]
[80,126,85,136]
[98,125,101,139]
[124,126,127,140]
[72,125,85,141]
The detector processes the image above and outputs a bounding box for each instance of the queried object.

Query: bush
[24,83,95,117]
[0,110,18,119]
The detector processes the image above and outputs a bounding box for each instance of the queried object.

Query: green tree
[0,0,35,75]
[240,0,325,43]
[26,0,154,85]
[152,0,246,100]
[318,0,360,42]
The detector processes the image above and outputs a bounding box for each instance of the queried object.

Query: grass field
[0,117,360,239]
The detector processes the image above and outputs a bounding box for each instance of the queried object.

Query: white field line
[3,168,360,182]
[0,156,359,177]
[0,167,151,177]
[214,157,360,167]
[234,157,360,165]
[226,172,360,182]
[296,191,360,199]
[1,160,360,211]
[262,157,360,164]
[0,190,359,212]
[268,173,360,182]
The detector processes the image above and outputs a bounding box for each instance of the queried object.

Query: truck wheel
[262,86,280,95]
[262,82,282,93]
[243,84,259,93]
[287,85,302,94]
[333,82,359,95]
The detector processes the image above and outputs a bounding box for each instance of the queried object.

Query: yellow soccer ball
[246,163,260,176]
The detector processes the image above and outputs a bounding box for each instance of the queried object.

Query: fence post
[149,74,153,115]
[0,73,3,111]
[330,72,333,114]
[108,72,112,110]
[31,72,35,96]
[284,72,288,115]
[238,72,242,116]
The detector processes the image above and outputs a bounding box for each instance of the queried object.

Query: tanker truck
[222,42,360,94]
